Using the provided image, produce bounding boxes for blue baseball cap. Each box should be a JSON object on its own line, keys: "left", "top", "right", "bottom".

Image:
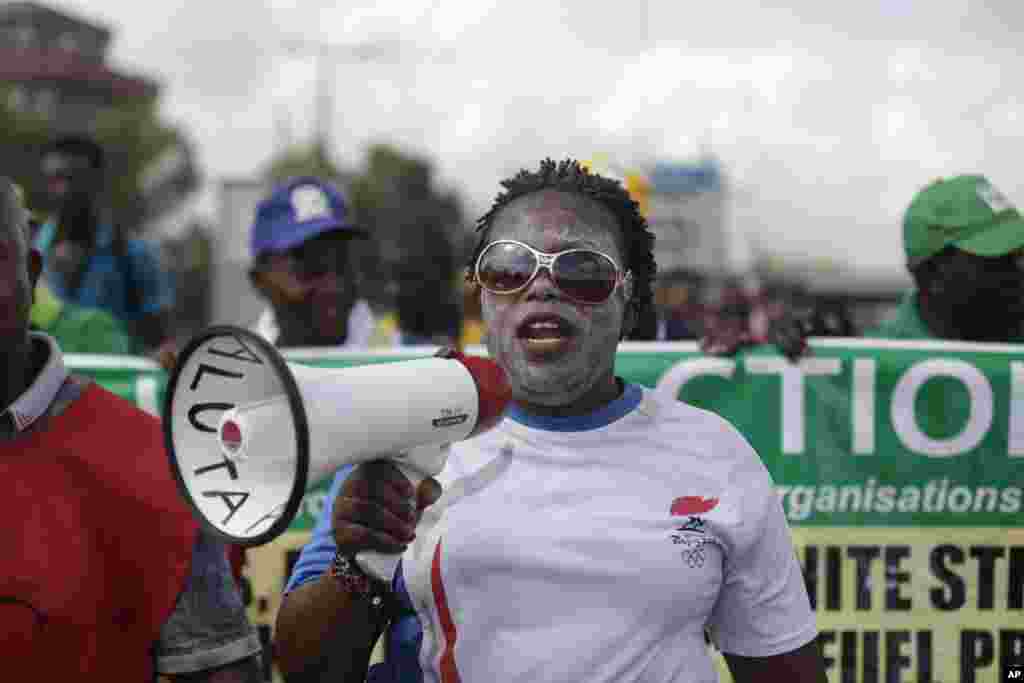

{"left": 250, "top": 176, "right": 367, "bottom": 259}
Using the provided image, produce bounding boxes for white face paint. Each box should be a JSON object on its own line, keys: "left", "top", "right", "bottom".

{"left": 479, "top": 189, "right": 631, "bottom": 415}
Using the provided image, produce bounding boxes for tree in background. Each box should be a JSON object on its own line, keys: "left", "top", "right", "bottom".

{"left": 266, "top": 140, "right": 343, "bottom": 186}
{"left": 0, "top": 85, "right": 193, "bottom": 232}
{"left": 93, "top": 99, "right": 193, "bottom": 229}
{"left": 351, "top": 144, "right": 464, "bottom": 342}
{"left": 0, "top": 85, "right": 49, "bottom": 229}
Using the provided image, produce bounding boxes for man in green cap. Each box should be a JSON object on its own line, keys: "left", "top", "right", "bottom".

{"left": 702, "top": 173, "right": 1024, "bottom": 357}
{"left": 868, "top": 174, "right": 1024, "bottom": 341}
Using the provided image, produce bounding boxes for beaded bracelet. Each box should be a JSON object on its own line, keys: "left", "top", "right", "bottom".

{"left": 329, "top": 551, "right": 392, "bottom": 614}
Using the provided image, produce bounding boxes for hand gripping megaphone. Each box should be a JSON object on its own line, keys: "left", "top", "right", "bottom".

{"left": 163, "top": 325, "right": 510, "bottom": 581}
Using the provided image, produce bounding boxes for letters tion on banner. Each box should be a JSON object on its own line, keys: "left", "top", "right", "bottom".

{"left": 70, "top": 339, "right": 1024, "bottom": 683}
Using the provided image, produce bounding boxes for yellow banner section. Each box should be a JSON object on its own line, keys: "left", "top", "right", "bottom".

{"left": 715, "top": 527, "right": 1024, "bottom": 683}
{"left": 243, "top": 531, "right": 312, "bottom": 629}
{"left": 244, "top": 528, "right": 1024, "bottom": 683}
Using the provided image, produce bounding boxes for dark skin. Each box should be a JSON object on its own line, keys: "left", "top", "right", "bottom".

{"left": 0, "top": 183, "right": 42, "bottom": 415}
{"left": 479, "top": 190, "right": 633, "bottom": 415}
{"left": 248, "top": 230, "right": 360, "bottom": 348}
{"left": 275, "top": 461, "right": 442, "bottom": 682}
{"left": 0, "top": 201, "right": 81, "bottom": 437}
{"left": 41, "top": 149, "right": 174, "bottom": 364}
{"left": 700, "top": 307, "right": 813, "bottom": 362}
{"left": 0, "top": 180, "right": 259, "bottom": 681}
{"left": 276, "top": 189, "right": 827, "bottom": 682}
{"left": 912, "top": 245, "right": 1024, "bottom": 342}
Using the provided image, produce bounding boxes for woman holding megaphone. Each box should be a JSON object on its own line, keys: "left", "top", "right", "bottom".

{"left": 274, "top": 160, "right": 827, "bottom": 683}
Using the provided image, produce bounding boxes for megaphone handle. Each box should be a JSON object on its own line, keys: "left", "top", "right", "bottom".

{"left": 354, "top": 462, "right": 427, "bottom": 584}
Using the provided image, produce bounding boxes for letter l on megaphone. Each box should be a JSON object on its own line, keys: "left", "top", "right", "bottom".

{"left": 164, "top": 326, "right": 510, "bottom": 582}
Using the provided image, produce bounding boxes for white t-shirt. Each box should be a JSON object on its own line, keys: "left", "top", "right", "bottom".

{"left": 400, "top": 383, "right": 817, "bottom": 683}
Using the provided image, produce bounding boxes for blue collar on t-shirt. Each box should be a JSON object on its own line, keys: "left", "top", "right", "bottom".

{"left": 504, "top": 382, "right": 643, "bottom": 432}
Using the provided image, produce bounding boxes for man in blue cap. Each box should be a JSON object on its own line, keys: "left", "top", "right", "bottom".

{"left": 248, "top": 176, "right": 378, "bottom": 348}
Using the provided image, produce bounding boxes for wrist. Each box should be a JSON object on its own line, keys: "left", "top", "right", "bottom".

{"left": 328, "top": 551, "right": 394, "bottom": 615}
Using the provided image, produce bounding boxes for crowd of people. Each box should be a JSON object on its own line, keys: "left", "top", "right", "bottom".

{"left": 3, "top": 130, "right": 1023, "bottom": 682}
{"left": 19, "top": 135, "right": 1023, "bottom": 365}
{"left": 18, "top": 135, "right": 871, "bottom": 367}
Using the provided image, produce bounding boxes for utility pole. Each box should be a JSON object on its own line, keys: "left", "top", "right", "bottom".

{"left": 278, "top": 37, "right": 406, "bottom": 166}
{"left": 273, "top": 103, "right": 293, "bottom": 157}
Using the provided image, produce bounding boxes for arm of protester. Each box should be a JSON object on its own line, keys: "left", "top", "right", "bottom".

{"left": 707, "top": 423, "right": 826, "bottom": 683}
{"left": 276, "top": 574, "right": 383, "bottom": 683}
{"left": 155, "top": 532, "right": 264, "bottom": 682}
{"left": 277, "top": 346, "right": 452, "bottom": 681}
{"left": 765, "top": 311, "right": 813, "bottom": 362}
{"left": 122, "top": 238, "right": 176, "bottom": 352}
{"left": 700, "top": 311, "right": 812, "bottom": 363}
{"left": 276, "top": 463, "right": 440, "bottom": 683}
{"left": 724, "top": 639, "right": 828, "bottom": 683}
{"left": 274, "top": 468, "right": 373, "bottom": 681}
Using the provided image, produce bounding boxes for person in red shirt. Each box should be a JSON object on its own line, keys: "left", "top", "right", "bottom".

{"left": 0, "top": 177, "right": 263, "bottom": 681}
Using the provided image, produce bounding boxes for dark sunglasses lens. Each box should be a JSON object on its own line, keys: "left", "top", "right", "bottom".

{"left": 554, "top": 251, "right": 618, "bottom": 303}
{"left": 478, "top": 243, "right": 536, "bottom": 292}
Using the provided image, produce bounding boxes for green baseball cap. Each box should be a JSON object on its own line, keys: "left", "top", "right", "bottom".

{"left": 903, "top": 174, "right": 1024, "bottom": 267}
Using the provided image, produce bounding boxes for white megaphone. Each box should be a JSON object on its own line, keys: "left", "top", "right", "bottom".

{"left": 163, "top": 325, "right": 510, "bottom": 581}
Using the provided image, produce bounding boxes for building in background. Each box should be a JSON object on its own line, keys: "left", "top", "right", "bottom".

{"left": 212, "top": 178, "right": 273, "bottom": 329}
{"left": 0, "top": 1, "right": 207, "bottom": 335}
{"left": 0, "top": 0, "right": 199, "bottom": 230}
{"left": 0, "top": 1, "right": 155, "bottom": 128}
{"left": 593, "top": 153, "right": 907, "bottom": 338}
{"left": 646, "top": 157, "right": 730, "bottom": 276}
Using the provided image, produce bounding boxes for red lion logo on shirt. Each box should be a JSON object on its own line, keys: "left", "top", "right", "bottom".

{"left": 670, "top": 496, "right": 719, "bottom": 516}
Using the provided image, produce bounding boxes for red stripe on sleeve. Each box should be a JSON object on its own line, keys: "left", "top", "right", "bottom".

{"left": 431, "top": 539, "right": 462, "bottom": 683}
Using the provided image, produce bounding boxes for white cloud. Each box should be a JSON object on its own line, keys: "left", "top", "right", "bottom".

{"left": 43, "top": 0, "right": 1024, "bottom": 271}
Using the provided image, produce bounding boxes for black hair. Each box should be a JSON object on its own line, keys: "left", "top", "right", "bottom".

{"left": 469, "top": 158, "right": 656, "bottom": 322}
{"left": 42, "top": 135, "right": 105, "bottom": 171}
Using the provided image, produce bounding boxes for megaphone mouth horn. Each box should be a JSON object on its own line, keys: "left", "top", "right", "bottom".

{"left": 165, "top": 324, "right": 511, "bottom": 561}
{"left": 163, "top": 325, "right": 310, "bottom": 547}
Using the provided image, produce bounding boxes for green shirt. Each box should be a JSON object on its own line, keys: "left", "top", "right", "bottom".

{"left": 31, "top": 283, "right": 135, "bottom": 355}
{"left": 35, "top": 302, "right": 134, "bottom": 355}
{"left": 863, "top": 291, "right": 935, "bottom": 340}
{"left": 865, "top": 290, "right": 1024, "bottom": 342}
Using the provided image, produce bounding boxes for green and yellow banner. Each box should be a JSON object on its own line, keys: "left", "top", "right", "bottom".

{"left": 69, "top": 338, "right": 1024, "bottom": 682}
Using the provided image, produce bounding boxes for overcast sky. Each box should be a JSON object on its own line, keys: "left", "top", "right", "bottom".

{"left": 51, "top": 0, "right": 1024, "bottom": 274}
